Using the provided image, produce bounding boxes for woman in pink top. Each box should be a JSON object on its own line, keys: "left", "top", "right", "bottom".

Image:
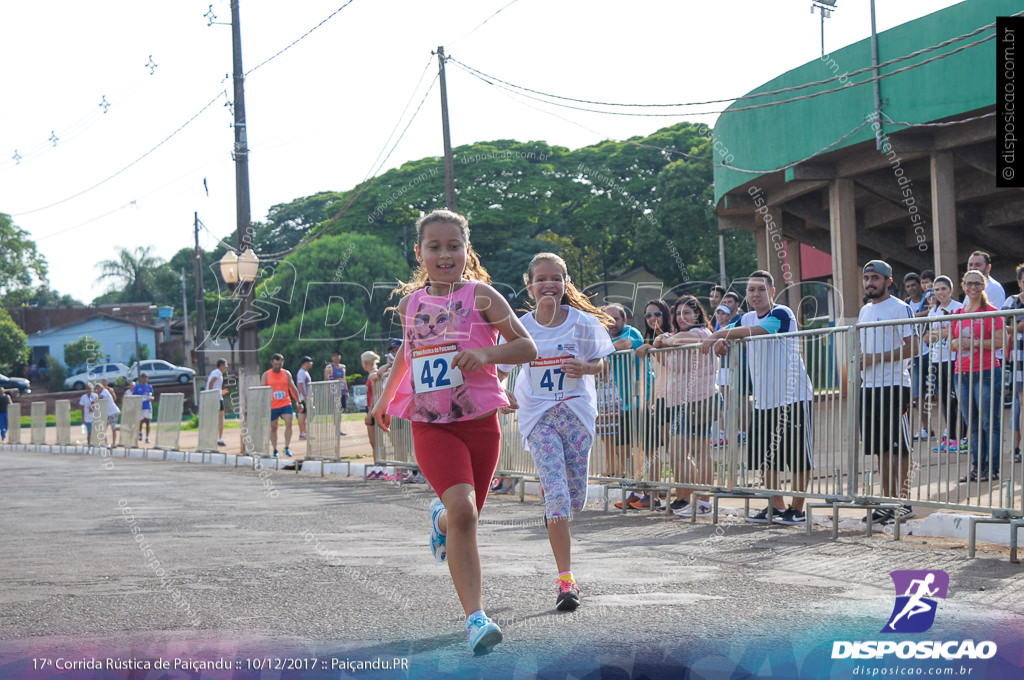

{"left": 373, "top": 209, "right": 536, "bottom": 655}
{"left": 950, "top": 270, "right": 1004, "bottom": 483}
{"left": 656, "top": 295, "right": 719, "bottom": 516}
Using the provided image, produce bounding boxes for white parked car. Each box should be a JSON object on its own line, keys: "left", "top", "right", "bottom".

{"left": 351, "top": 384, "right": 368, "bottom": 412}
{"left": 129, "top": 360, "right": 196, "bottom": 385}
{"left": 64, "top": 363, "right": 131, "bottom": 391}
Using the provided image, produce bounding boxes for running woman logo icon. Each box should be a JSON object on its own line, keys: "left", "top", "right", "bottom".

{"left": 882, "top": 570, "right": 949, "bottom": 634}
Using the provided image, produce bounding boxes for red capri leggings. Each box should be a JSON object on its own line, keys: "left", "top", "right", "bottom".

{"left": 411, "top": 412, "right": 502, "bottom": 512}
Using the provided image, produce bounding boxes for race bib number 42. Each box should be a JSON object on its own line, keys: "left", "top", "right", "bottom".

{"left": 530, "top": 356, "right": 578, "bottom": 396}
{"left": 411, "top": 343, "right": 464, "bottom": 394}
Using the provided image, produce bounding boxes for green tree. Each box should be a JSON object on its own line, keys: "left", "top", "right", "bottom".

{"left": 63, "top": 336, "right": 104, "bottom": 371}
{"left": 0, "top": 308, "right": 28, "bottom": 373}
{"left": 95, "top": 246, "right": 165, "bottom": 303}
{"left": 0, "top": 213, "right": 48, "bottom": 298}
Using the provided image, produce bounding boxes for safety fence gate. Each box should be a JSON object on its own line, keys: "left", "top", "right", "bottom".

{"left": 306, "top": 381, "right": 342, "bottom": 463}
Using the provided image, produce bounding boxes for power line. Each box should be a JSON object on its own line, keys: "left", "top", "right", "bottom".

{"left": 452, "top": 30, "right": 995, "bottom": 120}
{"left": 362, "top": 56, "right": 436, "bottom": 182}
{"left": 448, "top": 15, "right": 1012, "bottom": 111}
{"left": 244, "top": 0, "right": 358, "bottom": 76}
{"left": 33, "top": 200, "right": 138, "bottom": 241}
{"left": 11, "top": 91, "right": 228, "bottom": 217}
{"left": 449, "top": 0, "right": 522, "bottom": 46}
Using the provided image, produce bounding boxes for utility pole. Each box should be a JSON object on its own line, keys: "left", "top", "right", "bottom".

{"left": 180, "top": 268, "right": 191, "bottom": 368}
{"left": 436, "top": 46, "right": 458, "bottom": 212}
{"left": 230, "top": 0, "right": 260, "bottom": 452}
{"left": 193, "top": 213, "right": 207, "bottom": 376}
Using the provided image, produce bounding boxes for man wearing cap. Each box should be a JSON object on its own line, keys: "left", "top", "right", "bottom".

{"left": 859, "top": 259, "right": 918, "bottom": 524}
{"left": 324, "top": 350, "right": 349, "bottom": 436}
{"left": 296, "top": 356, "right": 313, "bottom": 441}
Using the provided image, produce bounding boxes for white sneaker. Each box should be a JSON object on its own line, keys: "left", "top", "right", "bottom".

{"left": 217, "top": 439, "right": 227, "bottom": 446}
{"left": 678, "top": 500, "right": 712, "bottom": 517}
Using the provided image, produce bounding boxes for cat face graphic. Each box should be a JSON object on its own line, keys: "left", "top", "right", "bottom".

{"left": 412, "top": 300, "right": 469, "bottom": 340}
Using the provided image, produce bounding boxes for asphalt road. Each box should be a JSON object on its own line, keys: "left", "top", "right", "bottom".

{"left": 1, "top": 449, "right": 1023, "bottom": 679}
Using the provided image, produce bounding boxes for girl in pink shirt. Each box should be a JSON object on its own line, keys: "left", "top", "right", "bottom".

{"left": 373, "top": 209, "right": 536, "bottom": 655}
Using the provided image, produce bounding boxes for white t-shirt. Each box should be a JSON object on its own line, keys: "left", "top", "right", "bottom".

{"left": 207, "top": 367, "right": 224, "bottom": 392}
{"left": 735, "top": 304, "right": 813, "bottom": 409}
{"left": 859, "top": 296, "right": 914, "bottom": 388}
{"left": 296, "top": 368, "right": 311, "bottom": 400}
{"left": 79, "top": 393, "right": 96, "bottom": 423}
{"left": 97, "top": 388, "right": 120, "bottom": 417}
{"left": 497, "top": 306, "right": 615, "bottom": 448}
{"left": 986, "top": 276, "right": 1007, "bottom": 309}
{"left": 927, "top": 299, "right": 964, "bottom": 365}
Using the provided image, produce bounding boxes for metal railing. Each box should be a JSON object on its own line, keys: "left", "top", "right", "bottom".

{"left": 306, "top": 380, "right": 343, "bottom": 460}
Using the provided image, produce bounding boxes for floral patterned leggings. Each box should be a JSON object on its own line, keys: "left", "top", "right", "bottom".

{"left": 526, "top": 402, "right": 593, "bottom": 520}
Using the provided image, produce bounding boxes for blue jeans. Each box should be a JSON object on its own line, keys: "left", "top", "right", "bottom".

{"left": 957, "top": 366, "right": 1003, "bottom": 476}
{"left": 0, "top": 412, "right": 7, "bottom": 440}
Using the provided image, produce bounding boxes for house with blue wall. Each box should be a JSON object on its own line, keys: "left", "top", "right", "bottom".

{"left": 27, "top": 315, "right": 160, "bottom": 369}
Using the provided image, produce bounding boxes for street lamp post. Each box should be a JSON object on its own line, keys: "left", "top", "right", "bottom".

{"left": 219, "top": 248, "right": 260, "bottom": 453}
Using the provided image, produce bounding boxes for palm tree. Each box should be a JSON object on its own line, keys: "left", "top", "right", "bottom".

{"left": 95, "top": 246, "right": 165, "bottom": 302}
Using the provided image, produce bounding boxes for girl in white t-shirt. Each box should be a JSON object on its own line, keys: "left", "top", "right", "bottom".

{"left": 498, "top": 253, "right": 615, "bottom": 613}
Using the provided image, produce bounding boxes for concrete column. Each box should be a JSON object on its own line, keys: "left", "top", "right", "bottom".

{"left": 829, "top": 178, "right": 860, "bottom": 326}
{"left": 930, "top": 151, "right": 958, "bottom": 278}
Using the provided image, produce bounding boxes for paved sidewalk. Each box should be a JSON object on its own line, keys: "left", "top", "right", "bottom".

{"left": 1, "top": 450, "right": 1023, "bottom": 679}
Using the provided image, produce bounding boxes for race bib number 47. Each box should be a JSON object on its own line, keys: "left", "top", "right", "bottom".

{"left": 530, "top": 356, "right": 578, "bottom": 397}
{"left": 411, "top": 343, "right": 464, "bottom": 394}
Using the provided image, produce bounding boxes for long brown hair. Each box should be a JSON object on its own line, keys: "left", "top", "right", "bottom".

{"left": 671, "top": 295, "right": 713, "bottom": 332}
{"left": 523, "top": 252, "right": 613, "bottom": 328}
{"left": 395, "top": 210, "right": 491, "bottom": 296}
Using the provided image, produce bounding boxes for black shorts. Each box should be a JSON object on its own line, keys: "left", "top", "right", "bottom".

{"left": 298, "top": 400, "right": 307, "bottom": 415}
{"left": 218, "top": 398, "right": 224, "bottom": 413}
{"left": 860, "top": 386, "right": 911, "bottom": 456}
{"left": 609, "top": 410, "right": 642, "bottom": 447}
{"left": 748, "top": 402, "right": 813, "bottom": 472}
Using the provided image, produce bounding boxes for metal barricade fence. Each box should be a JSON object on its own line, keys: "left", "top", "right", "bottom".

{"left": 718, "top": 326, "right": 851, "bottom": 504}
{"left": 90, "top": 399, "right": 108, "bottom": 448}
{"left": 55, "top": 400, "right": 71, "bottom": 446}
{"left": 375, "top": 416, "right": 415, "bottom": 467}
{"left": 120, "top": 396, "right": 143, "bottom": 448}
{"left": 244, "top": 386, "right": 271, "bottom": 457}
{"left": 850, "top": 308, "right": 1022, "bottom": 518}
{"left": 154, "top": 392, "right": 184, "bottom": 452}
{"left": 307, "top": 381, "right": 342, "bottom": 460}
{"left": 494, "top": 366, "right": 539, "bottom": 485}
{"left": 197, "top": 389, "right": 220, "bottom": 452}
{"left": 30, "top": 402, "right": 46, "bottom": 445}
{"left": 8, "top": 402, "right": 21, "bottom": 445}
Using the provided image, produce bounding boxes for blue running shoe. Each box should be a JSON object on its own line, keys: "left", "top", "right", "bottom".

{"left": 284, "top": 448, "right": 292, "bottom": 458}
{"left": 466, "top": 614, "right": 502, "bottom": 654}
{"left": 430, "top": 499, "right": 447, "bottom": 563}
